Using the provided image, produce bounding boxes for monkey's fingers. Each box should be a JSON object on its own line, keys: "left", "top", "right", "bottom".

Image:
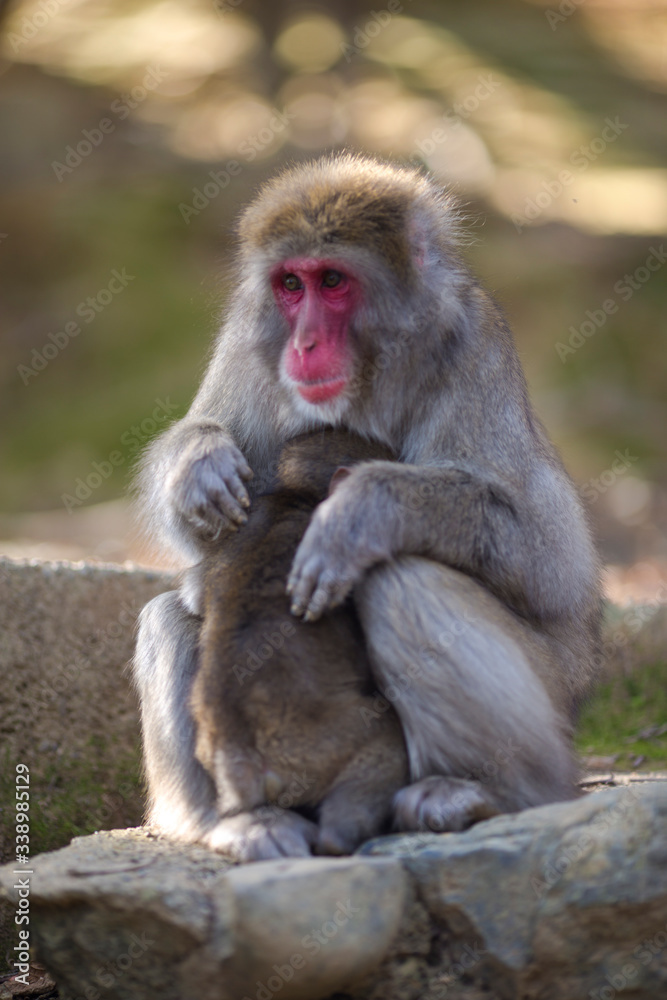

{"left": 304, "top": 574, "right": 351, "bottom": 622}
{"left": 228, "top": 472, "right": 252, "bottom": 509}
{"left": 289, "top": 562, "right": 353, "bottom": 621}
{"left": 229, "top": 447, "right": 253, "bottom": 483}
{"left": 208, "top": 486, "right": 249, "bottom": 526}
{"left": 287, "top": 555, "right": 322, "bottom": 618}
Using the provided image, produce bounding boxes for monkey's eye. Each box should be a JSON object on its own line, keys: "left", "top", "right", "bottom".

{"left": 322, "top": 270, "right": 343, "bottom": 288}
{"left": 282, "top": 274, "right": 302, "bottom": 292}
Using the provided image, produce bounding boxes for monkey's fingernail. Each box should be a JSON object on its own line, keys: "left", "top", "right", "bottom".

{"left": 240, "top": 495, "right": 250, "bottom": 508}
{"left": 290, "top": 602, "right": 302, "bottom": 617}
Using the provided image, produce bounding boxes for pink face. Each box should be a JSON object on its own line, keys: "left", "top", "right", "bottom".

{"left": 271, "top": 257, "right": 360, "bottom": 405}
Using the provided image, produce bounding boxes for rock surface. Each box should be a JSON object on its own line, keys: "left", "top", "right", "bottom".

{"left": 2, "top": 781, "right": 667, "bottom": 1000}
{"left": 0, "top": 557, "right": 172, "bottom": 782}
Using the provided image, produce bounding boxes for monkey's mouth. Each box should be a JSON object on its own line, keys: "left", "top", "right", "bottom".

{"left": 296, "top": 376, "right": 348, "bottom": 404}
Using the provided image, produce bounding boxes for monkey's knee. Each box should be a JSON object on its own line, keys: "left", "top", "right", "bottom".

{"left": 356, "top": 557, "right": 578, "bottom": 810}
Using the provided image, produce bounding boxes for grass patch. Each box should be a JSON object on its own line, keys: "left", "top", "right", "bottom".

{"left": 0, "top": 737, "right": 143, "bottom": 863}
{"left": 576, "top": 660, "right": 667, "bottom": 768}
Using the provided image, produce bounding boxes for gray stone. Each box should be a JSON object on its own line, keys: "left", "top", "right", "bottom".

{"left": 0, "top": 557, "right": 172, "bottom": 777}
{"left": 363, "top": 780, "right": 667, "bottom": 999}
{"left": 0, "top": 830, "right": 407, "bottom": 1000}
{"left": 2, "top": 784, "right": 667, "bottom": 999}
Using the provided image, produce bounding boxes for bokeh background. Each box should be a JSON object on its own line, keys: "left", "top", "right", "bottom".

{"left": 1, "top": 0, "right": 666, "bottom": 603}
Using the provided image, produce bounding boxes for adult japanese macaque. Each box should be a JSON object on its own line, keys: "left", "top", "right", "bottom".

{"left": 190, "top": 430, "right": 407, "bottom": 861}
{"left": 134, "top": 154, "right": 601, "bottom": 857}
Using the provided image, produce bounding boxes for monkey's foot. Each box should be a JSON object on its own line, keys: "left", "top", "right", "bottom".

{"left": 394, "top": 776, "right": 501, "bottom": 834}
{"left": 316, "top": 821, "right": 365, "bottom": 857}
{"left": 204, "top": 808, "right": 318, "bottom": 862}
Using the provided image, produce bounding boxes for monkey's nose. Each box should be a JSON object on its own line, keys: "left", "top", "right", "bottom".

{"left": 295, "top": 331, "right": 319, "bottom": 355}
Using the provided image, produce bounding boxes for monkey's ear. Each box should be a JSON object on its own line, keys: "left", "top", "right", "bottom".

{"left": 328, "top": 466, "right": 353, "bottom": 496}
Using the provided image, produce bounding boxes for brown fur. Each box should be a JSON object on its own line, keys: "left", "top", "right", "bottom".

{"left": 190, "top": 430, "right": 408, "bottom": 856}
{"left": 238, "top": 155, "right": 460, "bottom": 282}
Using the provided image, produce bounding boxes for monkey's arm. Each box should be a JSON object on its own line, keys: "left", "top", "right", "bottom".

{"left": 137, "top": 417, "right": 252, "bottom": 564}
{"left": 287, "top": 459, "right": 598, "bottom": 626}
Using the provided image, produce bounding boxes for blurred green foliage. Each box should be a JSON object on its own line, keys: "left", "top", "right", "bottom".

{"left": 0, "top": 0, "right": 665, "bottom": 570}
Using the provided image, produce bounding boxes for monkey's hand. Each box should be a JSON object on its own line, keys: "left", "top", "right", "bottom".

{"left": 166, "top": 430, "right": 253, "bottom": 543}
{"left": 287, "top": 472, "right": 390, "bottom": 621}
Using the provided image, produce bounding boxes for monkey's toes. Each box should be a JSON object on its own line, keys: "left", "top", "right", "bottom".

{"left": 205, "top": 809, "right": 317, "bottom": 862}
{"left": 393, "top": 776, "right": 501, "bottom": 834}
{"left": 316, "top": 825, "right": 358, "bottom": 857}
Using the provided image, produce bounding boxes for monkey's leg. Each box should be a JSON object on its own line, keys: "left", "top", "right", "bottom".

{"left": 317, "top": 726, "right": 408, "bottom": 856}
{"left": 133, "top": 591, "right": 218, "bottom": 842}
{"left": 356, "top": 557, "right": 578, "bottom": 833}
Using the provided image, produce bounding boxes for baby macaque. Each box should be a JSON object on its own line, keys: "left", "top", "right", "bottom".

{"left": 190, "top": 429, "right": 408, "bottom": 861}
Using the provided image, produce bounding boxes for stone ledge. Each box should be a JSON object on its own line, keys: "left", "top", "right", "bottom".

{"left": 0, "top": 556, "right": 173, "bottom": 766}
{"left": 2, "top": 782, "right": 667, "bottom": 1000}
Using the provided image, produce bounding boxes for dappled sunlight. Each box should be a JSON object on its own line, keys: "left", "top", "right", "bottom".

{"left": 494, "top": 166, "right": 667, "bottom": 234}
{"left": 274, "top": 13, "right": 346, "bottom": 73}
{"left": 279, "top": 73, "right": 348, "bottom": 149}
{"left": 169, "top": 95, "right": 291, "bottom": 161}
{"left": 522, "top": 0, "right": 667, "bottom": 92}
{"left": 3, "top": 0, "right": 666, "bottom": 236}
{"left": 1, "top": 0, "right": 665, "bottom": 576}
{"left": 4, "top": 0, "right": 261, "bottom": 82}
{"left": 583, "top": 3, "right": 667, "bottom": 93}
{"left": 363, "top": 15, "right": 456, "bottom": 69}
